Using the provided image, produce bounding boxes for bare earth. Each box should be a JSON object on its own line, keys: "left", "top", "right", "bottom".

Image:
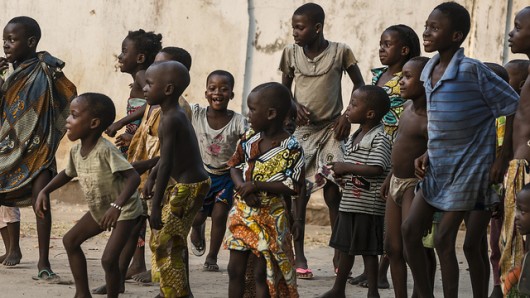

{"left": 0, "top": 199, "right": 477, "bottom": 298}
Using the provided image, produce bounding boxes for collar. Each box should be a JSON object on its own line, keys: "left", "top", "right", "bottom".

{"left": 421, "top": 48, "right": 465, "bottom": 83}
{"left": 349, "top": 123, "right": 385, "bottom": 150}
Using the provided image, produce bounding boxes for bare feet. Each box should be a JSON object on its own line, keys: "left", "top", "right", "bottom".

{"left": 125, "top": 264, "right": 146, "bottom": 280}
{"left": 132, "top": 270, "right": 152, "bottom": 283}
{"left": 348, "top": 272, "right": 367, "bottom": 285}
{"left": 91, "top": 284, "right": 125, "bottom": 295}
{"left": 319, "top": 289, "right": 345, "bottom": 298}
{"left": 3, "top": 250, "right": 22, "bottom": 266}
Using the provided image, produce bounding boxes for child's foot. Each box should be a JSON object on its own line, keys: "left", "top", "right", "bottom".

{"left": 132, "top": 270, "right": 152, "bottom": 283}
{"left": 91, "top": 284, "right": 125, "bottom": 295}
{"left": 125, "top": 263, "right": 146, "bottom": 280}
{"left": 2, "top": 250, "right": 22, "bottom": 266}
{"left": 190, "top": 223, "right": 206, "bottom": 257}
{"left": 319, "top": 289, "right": 345, "bottom": 298}
{"left": 358, "top": 280, "right": 390, "bottom": 289}
{"left": 348, "top": 272, "right": 367, "bottom": 285}
{"left": 489, "top": 285, "right": 503, "bottom": 298}
{"left": 203, "top": 256, "right": 219, "bottom": 272}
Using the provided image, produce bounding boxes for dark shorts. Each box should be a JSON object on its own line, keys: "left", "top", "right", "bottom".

{"left": 329, "top": 211, "right": 384, "bottom": 256}
{"left": 201, "top": 172, "right": 234, "bottom": 216}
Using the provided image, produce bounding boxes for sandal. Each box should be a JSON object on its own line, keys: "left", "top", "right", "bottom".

{"left": 296, "top": 267, "right": 314, "bottom": 279}
{"left": 32, "top": 269, "right": 71, "bottom": 285}
{"left": 203, "top": 262, "right": 220, "bottom": 272}
{"left": 190, "top": 223, "right": 206, "bottom": 257}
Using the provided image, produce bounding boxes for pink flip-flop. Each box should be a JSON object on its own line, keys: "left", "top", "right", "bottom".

{"left": 296, "top": 267, "right": 314, "bottom": 279}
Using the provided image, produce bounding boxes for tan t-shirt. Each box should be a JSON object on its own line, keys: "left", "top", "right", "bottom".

{"left": 279, "top": 42, "right": 358, "bottom": 123}
{"left": 65, "top": 137, "right": 143, "bottom": 223}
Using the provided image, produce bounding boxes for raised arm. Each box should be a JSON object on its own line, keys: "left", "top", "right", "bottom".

{"left": 105, "top": 105, "right": 147, "bottom": 137}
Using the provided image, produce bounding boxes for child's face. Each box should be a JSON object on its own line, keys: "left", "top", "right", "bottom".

{"left": 508, "top": 8, "right": 530, "bottom": 55}
{"left": 291, "top": 14, "right": 318, "bottom": 47}
{"left": 118, "top": 38, "right": 141, "bottom": 74}
{"left": 247, "top": 92, "right": 268, "bottom": 132}
{"left": 379, "top": 30, "right": 405, "bottom": 66}
{"left": 423, "top": 9, "right": 456, "bottom": 53}
{"left": 205, "top": 74, "right": 234, "bottom": 111}
{"left": 284, "top": 108, "right": 297, "bottom": 134}
{"left": 143, "top": 66, "right": 166, "bottom": 106}
{"left": 515, "top": 190, "right": 530, "bottom": 235}
{"left": 345, "top": 91, "right": 370, "bottom": 124}
{"left": 3, "top": 23, "right": 34, "bottom": 64}
{"left": 400, "top": 61, "right": 424, "bottom": 100}
{"left": 66, "top": 97, "right": 94, "bottom": 141}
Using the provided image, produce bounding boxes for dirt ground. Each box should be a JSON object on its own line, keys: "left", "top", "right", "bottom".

{"left": 0, "top": 198, "right": 479, "bottom": 298}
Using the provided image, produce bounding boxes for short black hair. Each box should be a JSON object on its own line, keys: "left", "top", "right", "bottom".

{"left": 434, "top": 2, "right": 471, "bottom": 43}
{"left": 8, "top": 16, "right": 41, "bottom": 43}
{"left": 484, "top": 62, "right": 510, "bottom": 83}
{"left": 78, "top": 92, "right": 116, "bottom": 131}
{"left": 250, "top": 82, "right": 292, "bottom": 121}
{"left": 407, "top": 56, "right": 430, "bottom": 72}
{"left": 126, "top": 29, "right": 163, "bottom": 68}
{"left": 385, "top": 24, "right": 421, "bottom": 64}
{"left": 159, "top": 47, "right": 192, "bottom": 71}
{"left": 206, "top": 70, "right": 235, "bottom": 90}
{"left": 357, "top": 85, "right": 390, "bottom": 122}
{"left": 505, "top": 59, "right": 530, "bottom": 77}
{"left": 293, "top": 3, "right": 325, "bottom": 25}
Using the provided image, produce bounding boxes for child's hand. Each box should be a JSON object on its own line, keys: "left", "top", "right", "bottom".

{"left": 105, "top": 121, "right": 123, "bottom": 137}
{"left": 115, "top": 133, "right": 133, "bottom": 147}
{"left": 35, "top": 191, "right": 49, "bottom": 219}
{"left": 0, "top": 57, "right": 8, "bottom": 73}
{"left": 100, "top": 207, "right": 120, "bottom": 231}
{"left": 489, "top": 157, "right": 508, "bottom": 184}
{"left": 329, "top": 162, "right": 349, "bottom": 176}
{"left": 380, "top": 175, "right": 391, "bottom": 201}
{"left": 236, "top": 181, "right": 258, "bottom": 197}
{"left": 143, "top": 178, "right": 155, "bottom": 200}
{"left": 291, "top": 219, "right": 303, "bottom": 241}
{"left": 295, "top": 102, "right": 311, "bottom": 126}
{"left": 243, "top": 193, "right": 261, "bottom": 208}
{"left": 332, "top": 115, "right": 351, "bottom": 141}
{"left": 414, "top": 153, "right": 429, "bottom": 179}
{"left": 150, "top": 206, "right": 163, "bottom": 230}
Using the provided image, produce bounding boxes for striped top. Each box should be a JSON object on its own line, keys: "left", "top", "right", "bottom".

{"left": 420, "top": 48, "right": 519, "bottom": 211}
{"left": 340, "top": 124, "right": 392, "bottom": 216}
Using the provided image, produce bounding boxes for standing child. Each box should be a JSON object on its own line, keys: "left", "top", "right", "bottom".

{"left": 225, "top": 82, "right": 304, "bottom": 298}
{"left": 280, "top": 2, "right": 364, "bottom": 271}
{"left": 321, "top": 85, "right": 391, "bottom": 298}
{"left": 350, "top": 23, "right": 421, "bottom": 289}
{"left": 105, "top": 29, "right": 162, "bottom": 155}
{"left": 401, "top": 3, "right": 519, "bottom": 297}
{"left": 35, "top": 93, "right": 143, "bottom": 297}
{"left": 500, "top": 6, "right": 530, "bottom": 297}
{"left": 0, "top": 16, "right": 76, "bottom": 280}
{"left": 381, "top": 57, "right": 433, "bottom": 298}
{"left": 142, "top": 61, "right": 211, "bottom": 298}
{"left": 188, "top": 70, "right": 247, "bottom": 272}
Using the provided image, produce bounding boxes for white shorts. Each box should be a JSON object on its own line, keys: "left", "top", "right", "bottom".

{"left": 0, "top": 206, "right": 20, "bottom": 229}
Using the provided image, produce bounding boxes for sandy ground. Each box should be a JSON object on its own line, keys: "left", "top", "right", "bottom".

{"left": 0, "top": 199, "right": 480, "bottom": 298}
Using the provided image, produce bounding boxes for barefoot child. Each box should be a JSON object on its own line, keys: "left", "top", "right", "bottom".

{"left": 36, "top": 93, "right": 143, "bottom": 297}
{"left": 382, "top": 56, "right": 433, "bottom": 298}
{"left": 0, "top": 206, "right": 21, "bottom": 266}
{"left": 105, "top": 29, "right": 162, "bottom": 154}
{"left": 500, "top": 8, "right": 530, "bottom": 295}
{"left": 321, "top": 85, "right": 392, "bottom": 298}
{"left": 401, "top": 3, "right": 519, "bottom": 297}
{"left": 225, "top": 82, "right": 304, "bottom": 298}
{"left": 280, "top": 2, "right": 364, "bottom": 272}
{"left": 189, "top": 70, "right": 247, "bottom": 272}
{"left": 0, "top": 16, "right": 77, "bottom": 280}
{"left": 142, "top": 61, "right": 211, "bottom": 298}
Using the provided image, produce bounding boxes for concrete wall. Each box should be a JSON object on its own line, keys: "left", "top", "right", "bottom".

{"left": 1, "top": 1, "right": 528, "bottom": 217}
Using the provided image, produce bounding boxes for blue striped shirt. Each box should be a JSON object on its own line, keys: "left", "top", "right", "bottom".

{"left": 420, "top": 48, "right": 519, "bottom": 211}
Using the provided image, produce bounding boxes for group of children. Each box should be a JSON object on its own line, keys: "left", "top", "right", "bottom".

{"left": 1, "top": 2, "right": 530, "bottom": 298}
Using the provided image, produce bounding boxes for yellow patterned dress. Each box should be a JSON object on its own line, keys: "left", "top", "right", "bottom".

{"left": 371, "top": 67, "right": 404, "bottom": 141}
{"left": 225, "top": 131, "right": 304, "bottom": 298}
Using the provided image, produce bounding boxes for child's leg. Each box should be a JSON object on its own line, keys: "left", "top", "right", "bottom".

{"left": 205, "top": 201, "right": 230, "bottom": 269}
{"left": 489, "top": 215, "right": 503, "bottom": 298}
{"left": 190, "top": 210, "right": 207, "bottom": 254}
{"left": 433, "top": 211, "right": 466, "bottom": 298}
{"left": 292, "top": 190, "right": 310, "bottom": 271}
{"left": 31, "top": 169, "right": 53, "bottom": 272}
{"left": 227, "top": 249, "right": 250, "bottom": 298}
{"left": 384, "top": 194, "right": 407, "bottom": 298}
{"left": 126, "top": 216, "right": 148, "bottom": 278}
{"left": 402, "top": 189, "right": 436, "bottom": 298}
{"left": 323, "top": 181, "right": 341, "bottom": 268}
{"left": 63, "top": 212, "right": 103, "bottom": 297}
{"left": 463, "top": 210, "right": 491, "bottom": 298}
{"left": 364, "top": 255, "right": 380, "bottom": 298}
{"left": 253, "top": 254, "right": 271, "bottom": 298}
{"left": 101, "top": 217, "right": 141, "bottom": 297}
{"left": 321, "top": 250, "right": 354, "bottom": 297}
{"left": 0, "top": 225, "right": 8, "bottom": 263}
{"left": 425, "top": 247, "right": 437, "bottom": 292}
{"left": 3, "top": 221, "right": 21, "bottom": 266}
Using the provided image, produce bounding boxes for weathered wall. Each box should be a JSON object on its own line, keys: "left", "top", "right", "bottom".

{"left": 1, "top": 1, "right": 528, "bottom": 218}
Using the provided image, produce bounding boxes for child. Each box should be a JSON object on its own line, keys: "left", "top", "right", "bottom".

{"left": 35, "top": 92, "right": 143, "bottom": 297}
{"left": 401, "top": 3, "right": 519, "bottom": 298}
{"left": 514, "top": 184, "right": 530, "bottom": 295}
{"left": 279, "top": 2, "right": 364, "bottom": 271}
{"left": 225, "top": 82, "right": 303, "bottom": 298}
{"left": 381, "top": 56, "right": 431, "bottom": 298}
{"left": 351, "top": 23, "right": 421, "bottom": 289}
{"left": 321, "top": 85, "right": 391, "bottom": 298}
{"left": 0, "top": 206, "right": 21, "bottom": 266}
{"left": 500, "top": 6, "right": 530, "bottom": 296}
{"left": 188, "top": 70, "right": 247, "bottom": 272}
{"left": 142, "top": 61, "right": 211, "bottom": 298}
{"left": 104, "top": 29, "right": 162, "bottom": 155}
{"left": 0, "top": 16, "right": 77, "bottom": 280}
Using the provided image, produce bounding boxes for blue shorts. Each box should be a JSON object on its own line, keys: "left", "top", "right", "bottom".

{"left": 201, "top": 172, "right": 234, "bottom": 216}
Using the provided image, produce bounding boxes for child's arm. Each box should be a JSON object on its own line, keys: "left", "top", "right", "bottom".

{"left": 100, "top": 168, "right": 140, "bottom": 231}
{"left": 105, "top": 105, "right": 147, "bottom": 137}
{"left": 132, "top": 156, "right": 160, "bottom": 176}
{"left": 333, "top": 64, "right": 366, "bottom": 140}
{"left": 230, "top": 167, "right": 261, "bottom": 208}
{"left": 490, "top": 114, "right": 514, "bottom": 183}
{"left": 345, "top": 64, "right": 365, "bottom": 93}
{"left": 35, "top": 171, "right": 73, "bottom": 218}
{"left": 330, "top": 162, "right": 384, "bottom": 177}
{"left": 414, "top": 151, "right": 429, "bottom": 179}
{"left": 282, "top": 73, "right": 311, "bottom": 126}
